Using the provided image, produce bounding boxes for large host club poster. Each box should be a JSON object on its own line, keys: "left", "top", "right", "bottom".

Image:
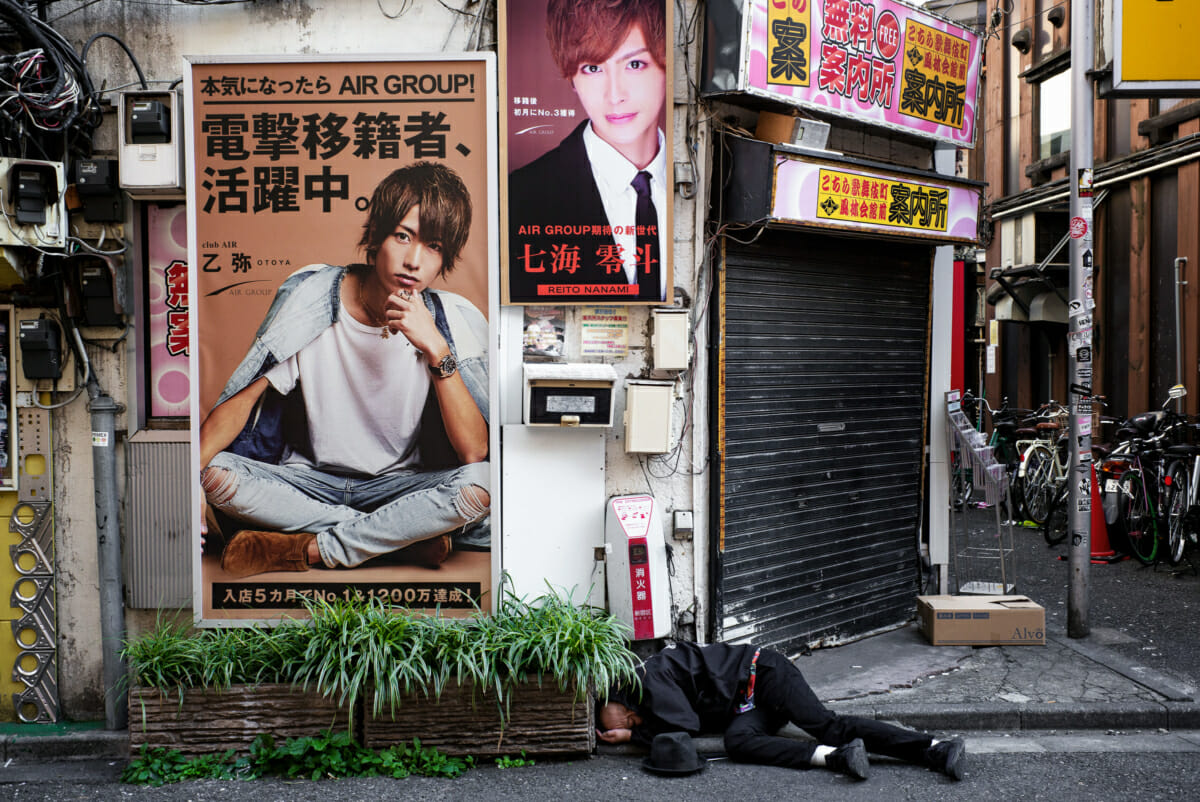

{"left": 186, "top": 56, "right": 497, "bottom": 624}
{"left": 502, "top": 0, "right": 673, "bottom": 305}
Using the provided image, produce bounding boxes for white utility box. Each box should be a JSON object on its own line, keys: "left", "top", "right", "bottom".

{"left": 652, "top": 308, "right": 690, "bottom": 370}
{"left": 624, "top": 380, "right": 673, "bottom": 453}
{"left": 119, "top": 90, "right": 185, "bottom": 198}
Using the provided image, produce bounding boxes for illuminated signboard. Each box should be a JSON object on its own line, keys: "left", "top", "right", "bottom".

{"left": 772, "top": 154, "right": 980, "bottom": 243}
{"left": 704, "top": 0, "right": 981, "bottom": 147}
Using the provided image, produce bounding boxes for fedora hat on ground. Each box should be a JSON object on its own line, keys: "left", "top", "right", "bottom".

{"left": 641, "top": 731, "right": 705, "bottom": 776}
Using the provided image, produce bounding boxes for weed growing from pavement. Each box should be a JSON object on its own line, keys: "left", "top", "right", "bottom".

{"left": 121, "top": 731, "right": 473, "bottom": 786}
{"left": 495, "top": 750, "right": 535, "bottom": 769}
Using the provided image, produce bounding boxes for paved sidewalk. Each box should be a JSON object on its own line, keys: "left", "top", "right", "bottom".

{"left": 612, "top": 620, "right": 1200, "bottom": 757}
{"left": 5, "top": 619, "right": 1199, "bottom": 766}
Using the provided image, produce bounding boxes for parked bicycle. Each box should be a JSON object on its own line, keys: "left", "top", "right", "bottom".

{"left": 1096, "top": 386, "right": 1189, "bottom": 564}
{"left": 1040, "top": 395, "right": 1109, "bottom": 548}
{"left": 1018, "top": 401, "right": 1070, "bottom": 527}
{"left": 1159, "top": 387, "right": 1199, "bottom": 564}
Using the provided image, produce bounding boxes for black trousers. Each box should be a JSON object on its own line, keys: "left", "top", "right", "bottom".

{"left": 722, "top": 650, "right": 933, "bottom": 770}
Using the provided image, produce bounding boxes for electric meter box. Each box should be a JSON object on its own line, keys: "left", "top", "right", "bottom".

{"left": 0, "top": 158, "right": 66, "bottom": 249}
{"left": 605, "top": 494, "right": 671, "bottom": 641}
{"left": 118, "top": 90, "right": 185, "bottom": 198}
{"left": 624, "top": 380, "right": 673, "bottom": 453}
{"left": 523, "top": 362, "right": 617, "bottom": 427}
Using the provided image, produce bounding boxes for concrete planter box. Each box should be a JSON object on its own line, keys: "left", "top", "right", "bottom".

{"left": 128, "top": 684, "right": 350, "bottom": 757}
{"left": 129, "top": 678, "right": 594, "bottom": 758}
{"left": 360, "top": 677, "right": 595, "bottom": 758}
{"left": 363, "top": 679, "right": 594, "bottom": 757}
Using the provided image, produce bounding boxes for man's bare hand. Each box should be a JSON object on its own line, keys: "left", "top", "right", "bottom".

{"left": 597, "top": 727, "right": 632, "bottom": 745}
{"left": 385, "top": 289, "right": 445, "bottom": 359}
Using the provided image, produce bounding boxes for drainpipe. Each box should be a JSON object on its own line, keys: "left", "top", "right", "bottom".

{"left": 1176, "top": 257, "right": 1188, "bottom": 409}
{"left": 86, "top": 374, "right": 127, "bottom": 730}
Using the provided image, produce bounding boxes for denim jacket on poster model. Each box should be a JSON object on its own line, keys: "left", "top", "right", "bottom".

{"left": 214, "top": 263, "right": 490, "bottom": 470}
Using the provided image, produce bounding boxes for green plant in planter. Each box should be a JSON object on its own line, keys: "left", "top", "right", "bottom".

{"left": 123, "top": 584, "right": 642, "bottom": 731}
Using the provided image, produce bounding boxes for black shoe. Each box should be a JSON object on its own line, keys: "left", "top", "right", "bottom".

{"left": 925, "top": 736, "right": 966, "bottom": 780}
{"left": 826, "top": 738, "right": 869, "bottom": 780}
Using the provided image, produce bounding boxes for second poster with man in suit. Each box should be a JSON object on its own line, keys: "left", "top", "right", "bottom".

{"left": 503, "top": 0, "right": 673, "bottom": 305}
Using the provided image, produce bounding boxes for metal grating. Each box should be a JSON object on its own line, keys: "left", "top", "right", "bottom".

{"left": 717, "top": 232, "right": 932, "bottom": 656}
{"left": 12, "top": 405, "right": 57, "bottom": 722}
{"left": 125, "top": 436, "right": 192, "bottom": 608}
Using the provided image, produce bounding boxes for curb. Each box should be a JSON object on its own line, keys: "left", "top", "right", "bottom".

{"left": 827, "top": 700, "right": 1200, "bottom": 732}
{"left": 3, "top": 730, "right": 129, "bottom": 761}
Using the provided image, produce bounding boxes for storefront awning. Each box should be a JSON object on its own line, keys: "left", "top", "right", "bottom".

{"left": 987, "top": 266, "right": 1068, "bottom": 324}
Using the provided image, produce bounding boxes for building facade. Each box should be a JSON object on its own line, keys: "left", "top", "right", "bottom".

{"left": 0, "top": 0, "right": 976, "bottom": 724}
{"left": 981, "top": 0, "right": 1200, "bottom": 422}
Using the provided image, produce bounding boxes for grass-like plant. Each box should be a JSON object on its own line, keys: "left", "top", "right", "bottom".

{"left": 123, "top": 582, "right": 642, "bottom": 733}
{"left": 121, "top": 732, "right": 474, "bottom": 786}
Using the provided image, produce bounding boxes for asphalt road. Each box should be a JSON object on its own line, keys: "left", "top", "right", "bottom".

{"left": 4, "top": 734, "right": 1200, "bottom": 801}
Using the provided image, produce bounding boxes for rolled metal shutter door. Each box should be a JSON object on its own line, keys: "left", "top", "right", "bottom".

{"left": 717, "top": 231, "right": 932, "bottom": 654}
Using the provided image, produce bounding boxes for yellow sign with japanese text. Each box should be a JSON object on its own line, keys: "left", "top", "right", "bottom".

{"left": 897, "top": 19, "right": 970, "bottom": 130}
{"left": 816, "top": 168, "right": 949, "bottom": 232}
{"left": 767, "top": 0, "right": 812, "bottom": 87}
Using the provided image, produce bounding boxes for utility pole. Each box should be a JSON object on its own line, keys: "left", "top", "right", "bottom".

{"left": 1067, "top": 0, "right": 1095, "bottom": 639}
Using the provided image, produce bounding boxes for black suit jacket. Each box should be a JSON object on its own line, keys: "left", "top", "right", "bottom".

{"left": 507, "top": 120, "right": 660, "bottom": 303}
{"left": 611, "top": 642, "right": 758, "bottom": 747}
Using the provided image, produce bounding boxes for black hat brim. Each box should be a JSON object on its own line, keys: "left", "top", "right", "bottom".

{"left": 640, "top": 757, "right": 705, "bottom": 776}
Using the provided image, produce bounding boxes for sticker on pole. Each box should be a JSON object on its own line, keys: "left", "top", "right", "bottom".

{"left": 1069, "top": 217, "right": 1088, "bottom": 239}
{"left": 92, "top": 432, "right": 110, "bottom": 447}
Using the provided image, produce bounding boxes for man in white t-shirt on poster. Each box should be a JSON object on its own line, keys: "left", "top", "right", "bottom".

{"left": 199, "top": 162, "right": 491, "bottom": 578}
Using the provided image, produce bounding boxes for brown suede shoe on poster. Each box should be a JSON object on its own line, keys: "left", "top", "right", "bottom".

{"left": 221, "top": 530, "right": 317, "bottom": 579}
{"left": 394, "top": 534, "right": 452, "bottom": 568}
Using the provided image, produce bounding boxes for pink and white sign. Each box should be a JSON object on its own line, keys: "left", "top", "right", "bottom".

{"left": 771, "top": 154, "right": 980, "bottom": 243}
{"left": 742, "top": 0, "right": 981, "bottom": 147}
{"left": 146, "top": 204, "right": 191, "bottom": 417}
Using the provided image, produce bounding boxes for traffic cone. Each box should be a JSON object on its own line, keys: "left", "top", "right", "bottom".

{"left": 1090, "top": 463, "right": 1124, "bottom": 563}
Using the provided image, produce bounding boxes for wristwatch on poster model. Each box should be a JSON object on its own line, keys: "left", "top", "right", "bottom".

{"left": 429, "top": 352, "right": 458, "bottom": 379}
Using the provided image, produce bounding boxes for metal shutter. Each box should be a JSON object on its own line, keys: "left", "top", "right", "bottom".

{"left": 716, "top": 232, "right": 932, "bottom": 655}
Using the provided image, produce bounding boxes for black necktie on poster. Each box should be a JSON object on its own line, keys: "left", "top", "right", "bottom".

{"left": 631, "top": 170, "right": 661, "bottom": 302}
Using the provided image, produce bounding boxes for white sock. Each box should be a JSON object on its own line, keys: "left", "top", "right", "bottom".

{"left": 810, "top": 745, "right": 836, "bottom": 766}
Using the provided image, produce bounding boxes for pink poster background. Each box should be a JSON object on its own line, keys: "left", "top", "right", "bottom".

{"left": 771, "top": 155, "right": 980, "bottom": 242}
{"left": 503, "top": 0, "right": 669, "bottom": 173}
{"left": 146, "top": 204, "right": 191, "bottom": 418}
{"left": 745, "top": 0, "right": 981, "bottom": 147}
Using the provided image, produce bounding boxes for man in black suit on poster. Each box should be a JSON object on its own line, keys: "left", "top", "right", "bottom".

{"left": 508, "top": 0, "right": 668, "bottom": 304}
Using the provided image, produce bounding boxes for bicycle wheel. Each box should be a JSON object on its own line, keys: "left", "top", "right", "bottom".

{"left": 1007, "top": 471, "right": 1026, "bottom": 521}
{"left": 1022, "top": 444, "right": 1056, "bottom": 526}
{"left": 1120, "top": 468, "right": 1158, "bottom": 564}
{"left": 1164, "top": 461, "right": 1190, "bottom": 565}
{"left": 1043, "top": 481, "right": 1069, "bottom": 546}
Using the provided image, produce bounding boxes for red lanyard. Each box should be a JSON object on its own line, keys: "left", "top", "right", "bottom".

{"left": 737, "top": 648, "right": 762, "bottom": 713}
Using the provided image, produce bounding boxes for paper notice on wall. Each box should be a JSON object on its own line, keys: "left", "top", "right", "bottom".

{"left": 986, "top": 344, "right": 997, "bottom": 374}
{"left": 580, "top": 306, "right": 629, "bottom": 357}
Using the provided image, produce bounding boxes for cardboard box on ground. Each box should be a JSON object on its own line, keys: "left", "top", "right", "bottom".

{"left": 917, "top": 595, "right": 1046, "bottom": 646}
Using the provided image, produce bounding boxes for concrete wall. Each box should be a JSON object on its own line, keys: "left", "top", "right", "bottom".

{"left": 43, "top": 0, "right": 707, "bottom": 720}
